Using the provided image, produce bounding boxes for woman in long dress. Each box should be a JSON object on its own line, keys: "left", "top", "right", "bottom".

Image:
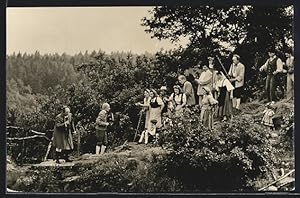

{"left": 216, "top": 71, "right": 235, "bottom": 121}
{"left": 200, "top": 87, "right": 218, "bottom": 129}
{"left": 136, "top": 89, "right": 151, "bottom": 130}
{"left": 168, "top": 85, "right": 187, "bottom": 117}
{"left": 149, "top": 89, "right": 164, "bottom": 129}
{"left": 53, "top": 106, "right": 75, "bottom": 163}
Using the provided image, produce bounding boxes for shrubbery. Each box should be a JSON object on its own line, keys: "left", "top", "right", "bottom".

{"left": 157, "top": 110, "right": 277, "bottom": 191}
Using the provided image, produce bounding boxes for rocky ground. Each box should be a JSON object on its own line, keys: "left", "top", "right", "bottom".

{"left": 7, "top": 99, "right": 295, "bottom": 193}
{"left": 7, "top": 142, "right": 168, "bottom": 193}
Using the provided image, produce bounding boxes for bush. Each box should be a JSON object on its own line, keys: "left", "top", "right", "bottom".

{"left": 158, "top": 110, "right": 277, "bottom": 192}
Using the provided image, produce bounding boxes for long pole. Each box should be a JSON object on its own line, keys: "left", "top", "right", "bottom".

{"left": 258, "top": 169, "right": 295, "bottom": 191}
{"left": 215, "top": 55, "right": 231, "bottom": 79}
{"left": 133, "top": 111, "right": 143, "bottom": 142}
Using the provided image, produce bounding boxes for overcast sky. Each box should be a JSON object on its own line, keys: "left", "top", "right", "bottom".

{"left": 7, "top": 7, "right": 188, "bottom": 55}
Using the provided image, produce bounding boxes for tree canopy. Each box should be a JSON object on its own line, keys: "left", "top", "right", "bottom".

{"left": 142, "top": 5, "right": 293, "bottom": 53}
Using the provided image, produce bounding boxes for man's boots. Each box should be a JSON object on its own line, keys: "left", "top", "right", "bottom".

{"left": 64, "top": 151, "right": 72, "bottom": 162}
{"left": 100, "top": 145, "right": 106, "bottom": 155}
{"left": 55, "top": 151, "right": 61, "bottom": 164}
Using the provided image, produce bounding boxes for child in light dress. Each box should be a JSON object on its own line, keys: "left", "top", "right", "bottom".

{"left": 138, "top": 119, "right": 158, "bottom": 144}
{"left": 261, "top": 101, "right": 276, "bottom": 133}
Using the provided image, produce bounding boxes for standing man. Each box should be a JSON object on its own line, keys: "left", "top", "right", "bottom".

{"left": 196, "top": 65, "right": 213, "bottom": 108}
{"left": 208, "top": 56, "right": 218, "bottom": 99}
{"left": 284, "top": 48, "right": 294, "bottom": 100}
{"left": 228, "top": 54, "right": 245, "bottom": 110}
{"left": 259, "top": 47, "right": 283, "bottom": 102}
{"left": 95, "top": 103, "right": 111, "bottom": 155}
{"left": 178, "top": 75, "right": 196, "bottom": 107}
{"left": 53, "top": 106, "right": 75, "bottom": 163}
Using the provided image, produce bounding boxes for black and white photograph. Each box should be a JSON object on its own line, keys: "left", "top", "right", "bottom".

{"left": 6, "top": 4, "right": 295, "bottom": 193}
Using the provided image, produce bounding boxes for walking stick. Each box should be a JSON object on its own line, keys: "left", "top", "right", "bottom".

{"left": 44, "top": 136, "right": 53, "bottom": 162}
{"left": 133, "top": 111, "right": 143, "bottom": 142}
{"left": 77, "top": 127, "right": 81, "bottom": 158}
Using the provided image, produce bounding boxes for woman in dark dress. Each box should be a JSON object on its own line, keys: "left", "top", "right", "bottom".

{"left": 215, "top": 71, "right": 235, "bottom": 121}
{"left": 53, "top": 106, "right": 75, "bottom": 163}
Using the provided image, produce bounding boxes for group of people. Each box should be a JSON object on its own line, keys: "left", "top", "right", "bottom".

{"left": 52, "top": 103, "right": 112, "bottom": 163}
{"left": 136, "top": 46, "right": 294, "bottom": 144}
{"left": 51, "top": 46, "right": 294, "bottom": 160}
{"left": 136, "top": 53, "right": 246, "bottom": 140}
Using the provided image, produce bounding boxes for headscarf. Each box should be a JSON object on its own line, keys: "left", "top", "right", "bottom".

{"left": 150, "top": 88, "right": 158, "bottom": 97}
{"left": 173, "top": 85, "right": 183, "bottom": 94}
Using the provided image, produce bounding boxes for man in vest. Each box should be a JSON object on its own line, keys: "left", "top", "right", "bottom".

{"left": 228, "top": 54, "right": 245, "bottom": 110}
{"left": 259, "top": 47, "right": 283, "bottom": 102}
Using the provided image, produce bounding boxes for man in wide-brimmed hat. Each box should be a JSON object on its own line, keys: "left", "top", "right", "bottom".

{"left": 259, "top": 47, "right": 283, "bottom": 102}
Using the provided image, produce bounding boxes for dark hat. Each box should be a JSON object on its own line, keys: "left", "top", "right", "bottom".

{"left": 60, "top": 105, "right": 68, "bottom": 111}
{"left": 194, "top": 61, "right": 202, "bottom": 68}
{"left": 150, "top": 119, "right": 158, "bottom": 124}
{"left": 267, "top": 46, "right": 276, "bottom": 53}
{"left": 286, "top": 47, "right": 294, "bottom": 55}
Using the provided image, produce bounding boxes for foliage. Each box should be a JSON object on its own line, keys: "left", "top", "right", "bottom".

{"left": 6, "top": 51, "right": 83, "bottom": 94}
{"left": 143, "top": 5, "right": 292, "bottom": 50}
{"left": 6, "top": 50, "right": 181, "bottom": 163}
{"left": 158, "top": 110, "right": 277, "bottom": 191}
{"left": 142, "top": 5, "right": 293, "bottom": 101}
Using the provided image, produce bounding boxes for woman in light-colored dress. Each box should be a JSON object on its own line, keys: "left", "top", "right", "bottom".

{"left": 149, "top": 89, "right": 164, "bottom": 128}
{"left": 168, "top": 85, "right": 187, "bottom": 117}
{"left": 200, "top": 86, "right": 218, "bottom": 129}
{"left": 261, "top": 102, "right": 275, "bottom": 132}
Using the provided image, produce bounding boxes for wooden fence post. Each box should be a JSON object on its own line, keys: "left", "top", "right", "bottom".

{"left": 77, "top": 127, "right": 80, "bottom": 158}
